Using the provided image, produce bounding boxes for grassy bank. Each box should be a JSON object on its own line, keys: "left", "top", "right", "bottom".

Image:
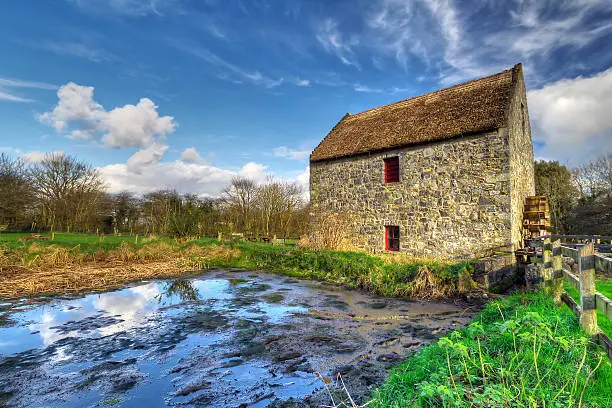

{"left": 0, "top": 232, "right": 474, "bottom": 300}
{"left": 371, "top": 292, "right": 612, "bottom": 407}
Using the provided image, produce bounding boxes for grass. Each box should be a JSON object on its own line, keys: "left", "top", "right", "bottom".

{"left": 371, "top": 292, "right": 612, "bottom": 407}
{"left": 0, "top": 232, "right": 475, "bottom": 300}
{"left": 595, "top": 277, "right": 612, "bottom": 300}
{"left": 563, "top": 280, "right": 612, "bottom": 339}
{"left": 0, "top": 232, "right": 143, "bottom": 252}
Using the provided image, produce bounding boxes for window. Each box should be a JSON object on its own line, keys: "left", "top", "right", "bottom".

{"left": 385, "top": 226, "right": 400, "bottom": 251}
{"left": 384, "top": 156, "right": 400, "bottom": 183}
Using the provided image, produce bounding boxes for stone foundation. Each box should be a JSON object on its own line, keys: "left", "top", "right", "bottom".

{"left": 472, "top": 255, "right": 518, "bottom": 293}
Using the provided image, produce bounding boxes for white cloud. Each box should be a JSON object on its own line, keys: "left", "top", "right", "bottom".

{"left": 296, "top": 165, "right": 310, "bottom": 200}
{"left": 180, "top": 147, "right": 202, "bottom": 163}
{"left": 315, "top": 18, "right": 360, "bottom": 68}
{"left": 171, "top": 41, "right": 285, "bottom": 88}
{"left": 40, "top": 41, "right": 118, "bottom": 63}
{"left": 99, "top": 160, "right": 270, "bottom": 196}
{"left": 0, "top": 76, "right": 56, "bottom": 103}
{"left": 295, "top": 78, "right": 310, "bottom": 87}
{"left": 127, "top": 143, "right": 168, "bottom": 173}
{"left": 528, "top": 68, "right": 612, "bottom": 164}
{"left": 39, "top": 82, "right": 176, "bottom": 148}
{"left": 354, "top": 84, "right": 384, "bottom": 93}
{"left": 39, "top": 83, "right": 103, "bottom": 132}
{"left": 355, "top": 0, "right": 612, "bottom": 84}
{"left": 0, "top": 77, "right": 57, "bottom": 90}
{"left": 21, "top": 150, "right": 65, "bottom": 163}
{"left": 101, "top": 98, "right": 176, "bottom": 148}
{"left": 239, "top": 162, "right": 268, "bottom": 181}
{"left": 0, "top": 90, "right": 34, "bottom": 103}
{"left": 273, "top": 146, "right": 311, "bottom": 161}
{"left": 68, "top": 0, "right": 181, "bottom": 16}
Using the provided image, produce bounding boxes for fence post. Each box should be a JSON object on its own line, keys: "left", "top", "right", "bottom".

{"left": 542, "top": 237, "right": 553, "bottom": 285}
{"left": 579, "top": 242, "right": 597, "bottom": 336}
{"left": 551, "top": 239, "right": 563, "bottom": 305}
{"left": 543, "top": 237, "right": 552, "bottom": 269}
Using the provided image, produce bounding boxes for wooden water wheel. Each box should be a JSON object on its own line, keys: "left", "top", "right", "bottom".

{"left": 523, "top": 196, "right": 550, "bottom": 239}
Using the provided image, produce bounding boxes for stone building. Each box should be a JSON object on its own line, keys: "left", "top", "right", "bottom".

{"left": 310, "top": 64, "right": 535, "bottom": 259}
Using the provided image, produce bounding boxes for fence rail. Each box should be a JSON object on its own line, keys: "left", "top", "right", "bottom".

{"left": 541, "top": 239, "right": 612, "bottom": 359}
{"left": 528, "top": 237, "right": 612, "bottom": 277}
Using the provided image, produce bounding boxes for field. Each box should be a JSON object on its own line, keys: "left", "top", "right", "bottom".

{"left": 0, "top": 232, "right": 474, "bottom": 300}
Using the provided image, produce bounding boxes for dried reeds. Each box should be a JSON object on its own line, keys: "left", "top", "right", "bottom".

{"left": 318, "top": 373, "right": 374, "bottom": 408}
{"left": 0, "top": 241, "right": 241, "bottom": 299}
{"left": 410, "top": 265, "right": 455, "bottom": 299}
{"left": 306, "top": 212, "right": 358, "bottom": 251}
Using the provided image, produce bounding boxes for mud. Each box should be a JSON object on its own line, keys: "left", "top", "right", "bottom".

{"left": 0, "top": 269, "right": 477, "bottom": 407}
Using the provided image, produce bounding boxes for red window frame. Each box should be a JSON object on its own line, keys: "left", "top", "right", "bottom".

{"left": 384, "top": 157, "right": 400, "bottom": 183}
{"left": 385, "top": 226, "right": 400, "bottom": 251}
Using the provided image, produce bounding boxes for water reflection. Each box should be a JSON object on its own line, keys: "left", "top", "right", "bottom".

{"left": 0, "top": 271, "right": 473, "bottom": 407}
{"left": 157, "top": 279, "right": 200, "bottom": 303}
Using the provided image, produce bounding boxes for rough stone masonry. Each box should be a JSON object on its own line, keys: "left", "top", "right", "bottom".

{"left": 310, "top": 64, "right": 535, "bottom": 259}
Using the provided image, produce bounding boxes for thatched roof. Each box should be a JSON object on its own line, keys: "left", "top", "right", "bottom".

{"left": 311, "top": 64, "right": 521, "bottom": 162}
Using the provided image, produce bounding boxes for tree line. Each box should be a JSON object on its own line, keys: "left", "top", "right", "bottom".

{"left": 0, "top": 152, "right": 309, "bottom": 238}
{"left": 3, "top": 150, "right": 610, "bottom": 239}
{"left": 535, "top": 152, "right": 612, "bottom": 235}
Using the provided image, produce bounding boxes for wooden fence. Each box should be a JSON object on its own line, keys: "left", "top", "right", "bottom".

{"left": 539, "top": 238, "right": 612, "bottom": 359}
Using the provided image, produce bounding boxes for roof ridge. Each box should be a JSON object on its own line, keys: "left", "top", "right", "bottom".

{"left": 346, "top": 66, "right": 514, "bottom": 121}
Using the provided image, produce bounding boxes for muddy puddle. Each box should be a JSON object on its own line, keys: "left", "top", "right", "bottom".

{"left": 0, "top": 269, "right": 476, "bottom": 407}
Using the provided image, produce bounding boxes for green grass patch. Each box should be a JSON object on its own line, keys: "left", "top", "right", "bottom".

{"left": 200, "top": 240, "right": 473, "bottom": 298}
{"left": 596, "top": 278, "right": 612, "bottom": 300}
{"left": 371, "top": 292, "right": 612, "bottom": 407}
{"left": 0, "top": 232, "right": 151, "bottom": 253}
{"left": 564, "top": 281, "right": 612, "bottom": 339}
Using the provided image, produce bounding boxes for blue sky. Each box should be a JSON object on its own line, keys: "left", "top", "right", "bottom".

{"left": 1, "top": 0, "right": 611, "bottom": 196}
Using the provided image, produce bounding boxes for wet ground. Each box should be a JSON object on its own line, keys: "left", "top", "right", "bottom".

{"left": 0, "top": 269, "right": 476, "bottom": 407}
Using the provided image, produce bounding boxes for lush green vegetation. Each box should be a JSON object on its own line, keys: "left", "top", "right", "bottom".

{"left": 595, "top": 278, "right": 612, "bottom": 300}
{"left": 371, "top": 292, "right": 612, "bottom": 407}
{"left": 564, "top": 280, "right": 612, "bottom": 339}
{"left": 0, "top": 232, "right": 146, "bottom": 252}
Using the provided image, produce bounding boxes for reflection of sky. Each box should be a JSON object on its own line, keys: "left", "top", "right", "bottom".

{"left": 192, "top": 279, "right": 233, "bottom": 300}
{"left": 0, "top": 282, "right": 167, "bottom": 355}
{"left": 235, "top": 302, "right": 307, "bottom": 324}
{"left": 1, "top": 276, "right": 308, "bottom": 359}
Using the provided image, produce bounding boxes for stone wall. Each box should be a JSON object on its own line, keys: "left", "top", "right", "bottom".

{"left": 506, "top": 67, "right": 536, "bottom": 250}
{"left": 310, "top": 130, "right": 514, "bottom": 259}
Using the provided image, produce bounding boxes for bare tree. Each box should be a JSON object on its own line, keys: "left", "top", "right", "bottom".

{"left": 142, "top": 189, "right": 182, "bottom": 235}
{"left": 111, "top": 192, "right": 141, "bottom": 234}
{"left": 29, "top": 153, "right": 106, "bottom": 232}
{"left": 0, "top": 153, "right": 33, "bottom": 230}
{"left": 256, "top": 178, "right": 285, "bottom": 236}
{"left": 568, "top": 152, "right": 612, "bottom": 234}
{"left": 279, "top": 182, "right": 304, "bottom": 238}
{"left": 222, "top": 176, "right": 257, "bottom": 233}
{"left": 574, "top": 152, "right": 612, "bottom": 199}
